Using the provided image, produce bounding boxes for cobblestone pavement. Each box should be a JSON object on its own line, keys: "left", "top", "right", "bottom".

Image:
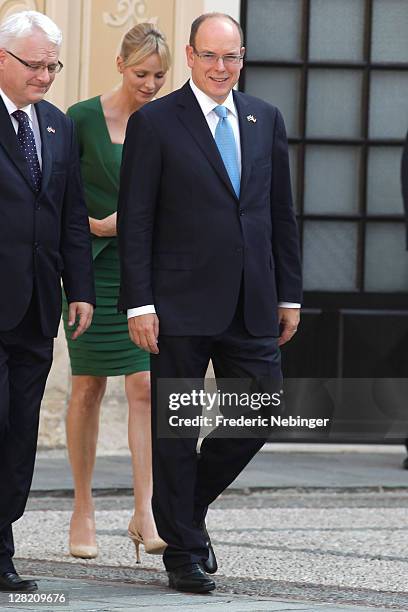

{"left": 1, "top": 576, "right": 401, "bottom": 612}
{"left": 11, "top": 490, "right": 408, "bottom": 610}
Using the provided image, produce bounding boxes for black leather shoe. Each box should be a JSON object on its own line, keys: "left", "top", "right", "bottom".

{"left": 402, "top": 456, "right": 408, "bottom": 470}
{"left": 200, "top": 520, "right": 218, "bottom": 574}
{"left": 0, "top": 572, "right": 38, "bottom": 592}
{"left": 167, "top": 563, "right": 215, "bottom": 593}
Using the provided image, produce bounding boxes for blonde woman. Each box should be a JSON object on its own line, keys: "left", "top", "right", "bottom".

{"left": 62, "top": 23, "right": 171, "bottom": 562}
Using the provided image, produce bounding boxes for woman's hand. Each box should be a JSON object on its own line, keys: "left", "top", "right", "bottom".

{"left": 89, "top": 212, "right": 117, "bottom": 237}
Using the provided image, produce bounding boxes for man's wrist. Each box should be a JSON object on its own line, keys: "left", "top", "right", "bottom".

{"left": 127, "top": 305, "right": 156, "bottom": 318}
{"left": 278, "top": 302, "right": 301, "bottom": 308}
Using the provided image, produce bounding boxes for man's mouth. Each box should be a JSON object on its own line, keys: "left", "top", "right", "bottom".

{"left": 209, "top": 77, "right": 229, "bottom": 83}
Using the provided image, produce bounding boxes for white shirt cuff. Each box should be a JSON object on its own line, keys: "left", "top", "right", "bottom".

{"left": 127, "top": 305, "right": 156, "bottom": 318}
{"left": 278, "top": 302, "right": 301, "bottom": 308}
{"left": 127, "top": 303, "right": 300, "bottom": 317}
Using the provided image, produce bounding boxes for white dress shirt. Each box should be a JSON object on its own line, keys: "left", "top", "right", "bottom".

{"left": 127, "top": 79, "right": 299, "bottom": 318}
{"left": 189, "top": 78, "right": 242, "bottom": 174}
{"left": 0, "top": 87, "right": 42, "bottom": 168}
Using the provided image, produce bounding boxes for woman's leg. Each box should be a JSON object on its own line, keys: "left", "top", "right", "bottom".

{"left": 66, "top": 375, "right": 107, "bottom": 552}
{"left": 125, "top": 371, "right": 159, "bottom": 541}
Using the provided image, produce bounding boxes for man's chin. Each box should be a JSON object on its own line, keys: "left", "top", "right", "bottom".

{"left": 210, "top": 90, "right": 230, "bottom": 103}
{"left": 27, "top": 93, "right": 47, "bottom": 104}
{"left": 208, "top": 82, "right": 231, "bottom": 99}
{"left": 28, "top": 86, "right": 49, "bottom": 100}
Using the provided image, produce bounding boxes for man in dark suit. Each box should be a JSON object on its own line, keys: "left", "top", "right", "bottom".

{"left": 118, "top": 13, "right": 302, "bottom": 592}
{"left": 0, "top": 11, "right": 95, "bottom": 591}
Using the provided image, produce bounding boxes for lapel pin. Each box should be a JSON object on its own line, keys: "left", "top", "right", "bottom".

{"left": 246, "top": 114, "right": 257, "bottom": 123}
{"left": 47, "top": 126, "right": 56, "bottom": 134}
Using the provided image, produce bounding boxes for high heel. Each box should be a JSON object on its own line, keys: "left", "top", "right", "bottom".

{"left": 69, "top": 543, "right": 98, "bottom": 559}
{"left": 128, "top": 516, "right": 167, "bottom": 563}
{"left": 69, "top": 514, "right": 98, "bottom": 559}
{"left": 128, "top": 530, "right": 142, "bottom": 563}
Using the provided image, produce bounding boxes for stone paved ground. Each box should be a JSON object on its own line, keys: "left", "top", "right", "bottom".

{"left": 1, "top": 576, "right": 402, "bottom": 612}
{"left": 11, "top": 490, "right": 408, "bottom": 610}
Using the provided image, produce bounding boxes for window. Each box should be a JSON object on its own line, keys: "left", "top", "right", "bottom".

{"left": 241, "top": 0, "right": 408, "bottom": 295}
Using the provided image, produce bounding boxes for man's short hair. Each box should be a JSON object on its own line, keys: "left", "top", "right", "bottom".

{"left": 189, "top": 13, "right": 244, "bottom": 48}
{"left": 0, "top": 10, "right": 62, "bottom": 49}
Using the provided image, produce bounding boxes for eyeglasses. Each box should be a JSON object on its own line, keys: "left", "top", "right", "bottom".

{"left": 5, "top": 50, "right": 63, "bottom": 74}
{"left": 193, "top": 49, "right": 243, "bottom": 66}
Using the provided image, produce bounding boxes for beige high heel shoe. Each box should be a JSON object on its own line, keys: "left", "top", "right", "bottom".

{"left": 69, "top": 514, "right": 98, "bottom": 559}
{"left": 128, "top": 516, "right": 167, "bottom": 563}
{"left": 69, "top": 542, "right": 98, "bottom": 559}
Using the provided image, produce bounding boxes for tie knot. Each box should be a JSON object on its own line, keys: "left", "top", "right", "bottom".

{"left": 12, "top": 109, "right": 29, "bottom": 125}
{"left": 214, "top": 105, "right": 228, "bottom": 119}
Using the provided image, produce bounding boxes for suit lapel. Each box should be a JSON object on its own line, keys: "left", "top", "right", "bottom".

{"left": 0, "top": 95, "right": 35, "bottom": 191}
{"left": 35, "top": 101, "right": 52, "bottom": 195}
{"left": 176, "top": 83, "right": 238, "bottom": 201}
{"left": 233, "top": 91, "right": 258, "bottom": 198}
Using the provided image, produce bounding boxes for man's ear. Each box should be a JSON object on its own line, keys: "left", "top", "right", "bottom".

{"left": 186, "top": 45, "right": 194, "bottom": 69}
{"left": 0, "top": 48, "right": 7, "bottom": 68}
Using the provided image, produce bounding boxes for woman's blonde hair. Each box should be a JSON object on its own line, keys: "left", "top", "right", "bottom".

{"left": 120, "top": 22, "right": 171, "bottom": 72}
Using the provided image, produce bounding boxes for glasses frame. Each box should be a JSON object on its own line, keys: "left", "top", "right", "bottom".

{"left": 192, "top": 48, "right": 244, "bottom": 66}
{"left": 5, "top": 49, "right": 63, "bottom": 74}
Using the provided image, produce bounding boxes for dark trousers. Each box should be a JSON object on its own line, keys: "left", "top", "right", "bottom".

{"left": 150, "top": 296, "right": 281, "bottom": 570}
{"left": 0, "top": 294, "right": 53, "bottom": 572}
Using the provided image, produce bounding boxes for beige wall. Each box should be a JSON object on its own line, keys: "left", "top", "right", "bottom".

{"left": 0, "top": 0, "right": 44, "bottom": 20}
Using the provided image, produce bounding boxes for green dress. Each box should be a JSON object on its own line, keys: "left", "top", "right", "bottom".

{"left": 62, "top": 96, "right": 150, "bottom": 376}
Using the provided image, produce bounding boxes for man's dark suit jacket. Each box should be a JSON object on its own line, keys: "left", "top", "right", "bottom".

{"left": 118, "top": 82, "right": 302, "bottom": 337}
{"left": 0, "top": 97, "right": 95, "bottom": 337}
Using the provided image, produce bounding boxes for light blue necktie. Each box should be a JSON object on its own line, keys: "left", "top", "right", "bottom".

{"left": 214, "top": 105, "right": 240, "bottom": 197}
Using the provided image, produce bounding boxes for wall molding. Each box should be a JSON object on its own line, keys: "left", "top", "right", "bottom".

{"left": 102, "top": 0, "right": 157, "bottom": 28}
{"left": 0, "top": 0, "right": 40, "bottom": 21}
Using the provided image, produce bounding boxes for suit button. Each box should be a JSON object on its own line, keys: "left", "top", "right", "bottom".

{"left": 239, "top": 210, "right": 245, "bottom": 216}
{"left": 34, "top": 242, "right": 39, "bottom": 251}
{"left": 35, "top": 204, "right": 40, "bottom": 210}
{"left": 235, "top": 247, "right": 243, "bottom": 253}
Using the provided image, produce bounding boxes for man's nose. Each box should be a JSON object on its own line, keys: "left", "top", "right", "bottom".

{"left": 36, "top": 66, "right": 53, "bottom": 82}
{"left": 214, "top": 56, "right": 226, "bottom": 69}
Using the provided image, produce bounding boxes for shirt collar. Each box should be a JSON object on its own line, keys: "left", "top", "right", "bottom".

{"left": 0, "top": 87, "right": 35, "bottom": 125}
{"left": 189, "top": 78, "right": 237, "bottom": 118}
